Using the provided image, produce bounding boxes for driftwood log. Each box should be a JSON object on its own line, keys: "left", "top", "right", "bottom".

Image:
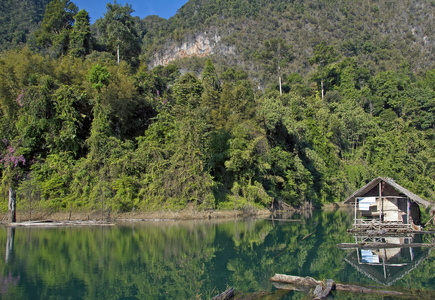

{"left": 211, "top": 287, "right": 235, "bottom": 300}
{"left": 7, "top": 220, "right": 115, "bottom": 227}
{"left": 270, "top": 274, "right": 407, "bottom": 297}
{"left": 313, "top": 279, "right": 335, "bottom": 299}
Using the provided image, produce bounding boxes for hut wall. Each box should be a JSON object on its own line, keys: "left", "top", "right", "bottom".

{"left": 410, "top": 201, "right": 421, "bottom": 225}
{"left": 384, "top": 199, "right": 400, "bottom": 221}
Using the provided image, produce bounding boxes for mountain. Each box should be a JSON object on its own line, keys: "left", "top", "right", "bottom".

{"left": 140, "top": 0, "right": 435, "bottom": 87}
{"left": 0, "top": 0, "right": 52, "bottom": 51}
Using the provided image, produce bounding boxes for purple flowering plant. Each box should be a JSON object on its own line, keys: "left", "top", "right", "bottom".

{"left": 15, "top": 90, "right": 25, "bottom": 107}
{"left": 0, "top": 139, "right": 26, "bottom": 169}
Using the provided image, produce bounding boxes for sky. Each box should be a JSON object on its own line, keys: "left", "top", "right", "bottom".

{"left": 72, "top": 0, "right": 189, "bottom": 23}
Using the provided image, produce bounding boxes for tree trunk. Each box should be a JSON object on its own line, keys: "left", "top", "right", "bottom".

{"left": 321, "top": 80, "right": 324, "bottom": 99}
{"left": 8, "top": 187, "right": 16, "bottom": 223}
{"left": 116, "top": 33, "right": 121, "bottom": 65}
{"left": 117, "top": 44, "right": 120, "bottom": 65}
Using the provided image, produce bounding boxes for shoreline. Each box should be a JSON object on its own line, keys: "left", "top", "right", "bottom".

{"left": 0, "top": 208, "right": 275, "bottom": 225}
{"left": 0, "top": 203, "right": 348, "bottom": 226}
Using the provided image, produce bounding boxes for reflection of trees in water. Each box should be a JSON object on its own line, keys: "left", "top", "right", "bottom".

{"left": 224, "top": 209, "right": 355, "bottom": 292}
{"left": 0, "top": 272, "right": 20, "bottom": 296}
{"left": 0, "top": 223, "right": 217, "bottom": 299}
{"left": 1, "top": 211, "right": 435, "bottom": 298}
{"left": 1, "top": 227, "right": 20, "bottom": 297}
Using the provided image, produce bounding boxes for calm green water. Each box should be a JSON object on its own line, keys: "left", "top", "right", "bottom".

{"left": 1, "top": 209, "right": 434, "bottom": 299}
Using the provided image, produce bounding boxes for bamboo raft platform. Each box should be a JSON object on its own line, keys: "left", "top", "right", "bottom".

{"left": 348, "top": 220, "right": 435, "bottom": 235}
{"left": 337, "top": 242, "right": 435, "bottom": 249}
{"left": 5, "top": 220, "right": 115, "bottom": 227}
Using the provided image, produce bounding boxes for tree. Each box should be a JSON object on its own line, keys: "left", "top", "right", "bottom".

{"left": 86, "top": 64, "right": 111, "bottom": 159}
{"left": 173, "top": 73, "right": 204, "bottom": 109}
{"left": 263, "top": 38, "right": 293, "bottom": 95}
{"left": 309, "top": 41, "right": 339, "bottom": 99}
{"left": 69, "top": 9, "right": 91, "bottom": 58}
{"left": 35, "top": 0, "right": 78, "bottom": 57}
{"left": 97, "top": 1, "right": 140, "bottom": 65}
{"left": 0, "top": 140, "right": 26, "bottom": 223}
{"left": 201, "top": 59, "right": 220, "bottom": 92}
{"left": 370, "top": 71, "right": 410, "bottom": 117}
{"left": 200, "top": 59, "right": 221, "bottom": 126}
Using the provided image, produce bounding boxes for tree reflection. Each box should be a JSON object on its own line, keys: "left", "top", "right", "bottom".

{"left": 0, "top": 210, "right": 435, "bottom": 299}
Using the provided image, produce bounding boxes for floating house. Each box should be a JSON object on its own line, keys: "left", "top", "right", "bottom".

{"left": 343, "top": 177, "right": 432, "bottom": 231}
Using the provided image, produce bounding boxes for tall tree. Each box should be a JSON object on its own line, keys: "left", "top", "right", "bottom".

{"left": 97, "top": 1, "right": 140, "bottom": 65}
{"left": 309, "top": 41, "right": 339, "bottom": 99}
{"left": 69, "top": 9, "right": 91, "bottom": 58}
{"left": 86, "top": 63, "right": 111, "bottom": 159}
{"left": 35, "top": 0, "right": 78, "bottom": 57}
{"left": 200, "top": 59, "right": 221, "bottom": 126}
{"left": 262, "top": 38, "right": 293, "bottom": 95}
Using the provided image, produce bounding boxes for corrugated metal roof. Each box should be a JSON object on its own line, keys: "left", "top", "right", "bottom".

{"left": 343, "top": 177, "right": 432, "bottom": 208}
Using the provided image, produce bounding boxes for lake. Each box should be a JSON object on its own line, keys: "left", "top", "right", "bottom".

{"left": 1, "top": 208, "right": 435, "bottom": 299}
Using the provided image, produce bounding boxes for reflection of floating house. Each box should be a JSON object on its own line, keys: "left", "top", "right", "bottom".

{"left": 344, "top": 241, "right": 431, "bottom": 286}
{"left": 343, "top": 177, "right": 432, "bottom": 231}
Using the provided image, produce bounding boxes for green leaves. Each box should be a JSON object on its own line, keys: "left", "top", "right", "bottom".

{"left": 87, "top": 63, "right": 110, "bottom": 93}
{"left": 69, "top": 9, "right": 91, "bottom": 58}
{"left": 96, "top": 2, "right": 140, "bottom": 65}
{"left": 35, "top": 0, "right": 79, "bottom": 57}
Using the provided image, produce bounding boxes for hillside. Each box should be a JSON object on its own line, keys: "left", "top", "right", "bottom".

{"left": 141, "top": 0, "right": 435, "bottom": 87}
{"left": 0, "top": 0, "right": 51, "bottom": 51}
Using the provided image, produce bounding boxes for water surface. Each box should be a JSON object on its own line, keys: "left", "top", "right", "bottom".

{"left": 1, "top": 209, "right": 434, "bottom": 299}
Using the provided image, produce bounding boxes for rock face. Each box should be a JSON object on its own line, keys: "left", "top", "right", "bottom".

{"left": 149, "top": 32, "right": 235, "bottom": 68}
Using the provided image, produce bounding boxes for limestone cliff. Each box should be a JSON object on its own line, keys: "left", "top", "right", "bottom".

{"left": 149, "top": 32, "right": 235, "bottom": 68}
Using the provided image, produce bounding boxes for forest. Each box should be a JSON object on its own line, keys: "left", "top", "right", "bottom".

{"left": 1, "top": 0, "right": 435, "bottom": 213}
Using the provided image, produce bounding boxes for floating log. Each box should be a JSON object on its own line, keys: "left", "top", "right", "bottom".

{"left": 265, "top": 218, "right": 301, "bottom": 222}
{"left": 313, "top": 279, "right": 335, "bottom": 299}
{"left": 7, "top": 220, "right": 115, "bottom": 227}
{"left": 211, "top": 287, "right": 235, "bottom": 300}
{"left": 337, "top": 242, "right": 435, "bottom": 249}
{"left": 270, "top": 274, "right": 407, "bottom": 297}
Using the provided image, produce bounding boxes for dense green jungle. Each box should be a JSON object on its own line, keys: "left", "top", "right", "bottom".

{"left": 1, "top": 0, "right": 435, "bottom": 214}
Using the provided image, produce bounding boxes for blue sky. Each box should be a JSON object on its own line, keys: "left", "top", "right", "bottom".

{"left": 72, "top": 0, "right": 189, "bottom": 23}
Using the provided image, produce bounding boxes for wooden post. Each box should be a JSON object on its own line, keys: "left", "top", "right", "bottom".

{"left": 354, "top": 198, "right": 357, "bottom": 226}
{"left": 8, "top": 187, "right": 16, "bottom": 223}
{"left": 379, "top": 181, "right": 383, "bottom": 221}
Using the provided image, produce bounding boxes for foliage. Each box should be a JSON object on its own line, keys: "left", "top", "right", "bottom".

{"left": 35, "top": 0, "right": 79, "bottom": 57}
{"left": 1, "top": 1, "right": 435, "bottom": 212}
{"left": 95, "top": 1, "right": 141, "bottom": 66}
{"left": 69, "top": 9, "right": 92, "bottom": 58}
{"left": 0, "top": 0, "right": 51, "bottom": 51}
